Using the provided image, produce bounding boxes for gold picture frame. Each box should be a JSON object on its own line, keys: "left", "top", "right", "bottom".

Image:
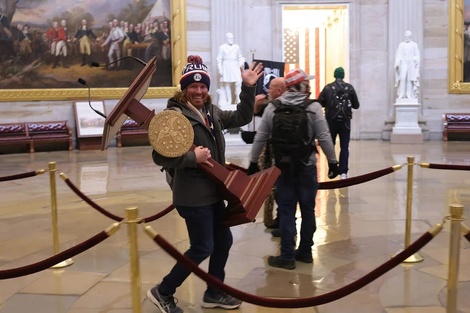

{"left": 0, "top": 0, "right": 186, "bottom": 102}
{"left": 448, "top": 0, "right": 470, "bottom": 93}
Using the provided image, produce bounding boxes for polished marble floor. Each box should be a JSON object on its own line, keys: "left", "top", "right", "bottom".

{"left": 1, "top": 137, "right": 470, "bottom": 313}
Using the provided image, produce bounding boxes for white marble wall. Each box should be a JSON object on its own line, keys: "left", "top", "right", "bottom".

{"left": 422, "top": 0, "right": 453, "bottom": 139}
{"left": 0, "top": 0, "right": 465, "bottom": 142}
{"left": 350, "top": 0, "right": 388, "bottom": 139}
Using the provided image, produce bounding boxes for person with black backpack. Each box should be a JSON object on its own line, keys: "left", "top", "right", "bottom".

{"left": 318, "top": 67, "right": 360, "bottom": 179}
{"left": 253, "top": 77, "right": 287, "bottom": 230}
{"left": 247, "top": 68, "right": 339, "bottom": 270}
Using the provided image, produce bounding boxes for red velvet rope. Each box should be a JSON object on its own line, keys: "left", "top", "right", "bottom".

{"left": 63, "top": 178, "right": 124, "bottom": 221}
{"left": 151, "top": 231, "right": 433, "bottom": 308}
{"left": 319, "top": 166, "right": 395, "bottom": 189}
{"left": 229, "top": 163, "right": 396, "bottom": 190}
{"left": 143, "top": 204, "right": 175, "bottom": 223}
{"left": 62, "top": 163, "right": 396, "bottom": 223}
{"left": 0, "top": 230, "right": 109, "bottom": 280}
{"left": 63, "top": 177, "right": 175, "bottom": 223}
{"left": 0, "top": 171, "right": 38, "bottom": 182}
{"left": 426, "top": 163, "right": 470, "bottom": 171}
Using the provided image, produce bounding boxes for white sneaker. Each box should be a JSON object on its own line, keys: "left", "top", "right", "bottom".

{"left": 340, "top": 173, "right": 348, "bottom": 179}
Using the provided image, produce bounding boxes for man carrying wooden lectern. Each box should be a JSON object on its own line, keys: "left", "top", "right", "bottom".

{"left": 147, "top": 55, "right": 263, "bottom": 313}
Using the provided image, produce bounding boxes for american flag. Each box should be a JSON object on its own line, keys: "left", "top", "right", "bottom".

{"left": 284, "top": 28, "right": 299, "bottom": 65}
{"left": 283, "top": 27, "right": 321, "bottom": 97}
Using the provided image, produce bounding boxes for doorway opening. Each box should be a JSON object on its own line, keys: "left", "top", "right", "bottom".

{"left": 282, "top": 4, "right": 349, "bottom": 97}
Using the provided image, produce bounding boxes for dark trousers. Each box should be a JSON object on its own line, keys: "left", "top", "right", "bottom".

{"left": 327, "top": 119, "right": 351, "bottom": 175}
{"left": 275, "top": 165, "right": 318, "bottom": 260}
{"left": 159, "top": 201, "right": 233, "bottom": 295}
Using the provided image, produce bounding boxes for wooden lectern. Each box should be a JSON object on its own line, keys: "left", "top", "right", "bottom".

{"left": 101, "top": 56, "right": 280, "bottom": 227}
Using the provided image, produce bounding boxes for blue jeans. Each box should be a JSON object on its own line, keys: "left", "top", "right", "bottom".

{"left": 327, "top": 119, "right": 351, "bottom": 175}
{"left": 159, "top": 201, "right": 233, "bottom": 295}
{"left": 275, "top": 165, "right": 319, "bottom": 260}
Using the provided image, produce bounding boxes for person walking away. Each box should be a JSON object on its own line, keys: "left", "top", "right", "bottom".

{"left": 253, "top": 77, "right": 287, "bottom": 229}
{"left": 248, "top": 68, "right": 339, "bottom": 270}
{"left": 318, "top": 67, "right": 360, "bottom": 179}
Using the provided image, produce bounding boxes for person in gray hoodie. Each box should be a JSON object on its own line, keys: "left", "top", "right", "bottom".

{"left": 147, "top": 55, "right": 263, "bottom": 313}
{"left": 248, "top": 68, "right": 338, "bottom": 270}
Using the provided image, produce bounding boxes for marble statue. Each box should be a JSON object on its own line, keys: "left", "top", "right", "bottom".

{"left": 394, "top": 30, "right": 420, "bottom": 99}
{"left": 216, "top": 32, "right": 245, "bottom": 105}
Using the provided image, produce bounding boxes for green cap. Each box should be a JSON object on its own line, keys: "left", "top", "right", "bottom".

{"left": 334, "top": 67, "right": 345, "bottom": 79}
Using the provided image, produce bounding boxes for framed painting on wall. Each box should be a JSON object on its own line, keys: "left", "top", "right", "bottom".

{"left": 449, "top": 0, "right": 470, "bottom": 93}
{"left": 0, "top": 0, "right": 187, "bottom": 101}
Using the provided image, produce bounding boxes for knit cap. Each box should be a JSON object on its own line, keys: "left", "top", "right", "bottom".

{"left": 180, "top": 55, "right": 211, "bottom": 90}
{"left": 334, "top": 67, "right": 345, "bottom": 79}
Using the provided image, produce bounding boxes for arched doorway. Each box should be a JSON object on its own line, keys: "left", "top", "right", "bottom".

{"left": 281, "top": 4, "right": 349, "bottom": 98}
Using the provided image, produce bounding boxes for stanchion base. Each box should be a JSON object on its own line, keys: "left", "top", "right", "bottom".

{"left": 51, "top": 258, "right": 74, "bottom": 268}
{"left": 392, "top": 250, "right": 424, "bottom": 263}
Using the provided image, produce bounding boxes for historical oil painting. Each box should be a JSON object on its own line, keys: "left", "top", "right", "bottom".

{"left": 464, "top": 0, "right": 470, "bottom": 82}
{"left": 0, "top": 0, "right": 179, "bottom": 100}
{"left": 449, "top": 0, "right": 470, "bottom": 92}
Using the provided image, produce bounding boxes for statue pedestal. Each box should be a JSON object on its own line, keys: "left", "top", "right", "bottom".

{"left": 391, "top": 99, "right": 423, "bottom": 143}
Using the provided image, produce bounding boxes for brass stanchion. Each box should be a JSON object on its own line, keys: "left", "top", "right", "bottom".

{"left": 447, "top": 204, "right": 464, "bottom": 313}
{"left": 394, "top": 156, "right": 424, "bottom": 262}
{"left": 126, "top": 207, "right": 142, "bottom": 313}
{"left": 49, "top": 162, "right": 74, "bottom": 269}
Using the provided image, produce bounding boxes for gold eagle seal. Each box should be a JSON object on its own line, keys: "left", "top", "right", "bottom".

{"left": 148, "top": 110, "right": 194, "bottom": 157}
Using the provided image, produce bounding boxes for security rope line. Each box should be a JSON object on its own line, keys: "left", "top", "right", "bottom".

{"left": 59, "top": 172, "right": 175, "bottom": 223}
{"left": 0, "top": 169, "right": 46, "bottom": 182}
{"left": 0, "top": 223, "right": 121, "bottom": 280}
{"left": 142, "top": 205, "right": 175, "bottom": 223}
{"left": 461, "top": 224, "right": 470, "bottom": 242}
{"left": 419, "top": 163, "right": 470, "bottom": 171}
{"left": 143, "top": 222, "right": 442, "bottom": 309}
{"left": 319, "top": 165, "right": 403, "bottom": 189}
{"left": 60, "top": 172, "right": 124, "bottom": 222}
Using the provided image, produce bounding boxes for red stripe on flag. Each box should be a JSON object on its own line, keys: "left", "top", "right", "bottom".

{"left": 305, "top": 27, "right": 310, "bottom": 75}
{"left": 315, "top": 27, "right": 320, "bottom": 98}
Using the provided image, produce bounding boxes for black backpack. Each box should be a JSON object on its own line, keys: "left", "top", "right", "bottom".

{"left": 328, "top": 82, "right": 353, "bottom": 121}
{"left": 271, "top": 98, "right": 316, "bottom": 176}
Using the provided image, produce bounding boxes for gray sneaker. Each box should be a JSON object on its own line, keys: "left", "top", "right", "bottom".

{"left": 146, "top": 285, "right": 183, "bottom": 313}
{"left": 201, "top": 291, "right": 242, "bottom": 309}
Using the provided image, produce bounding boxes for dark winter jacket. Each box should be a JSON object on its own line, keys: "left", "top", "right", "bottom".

{"left": 152, "top": 84, "right": 255, "bottom": 207}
